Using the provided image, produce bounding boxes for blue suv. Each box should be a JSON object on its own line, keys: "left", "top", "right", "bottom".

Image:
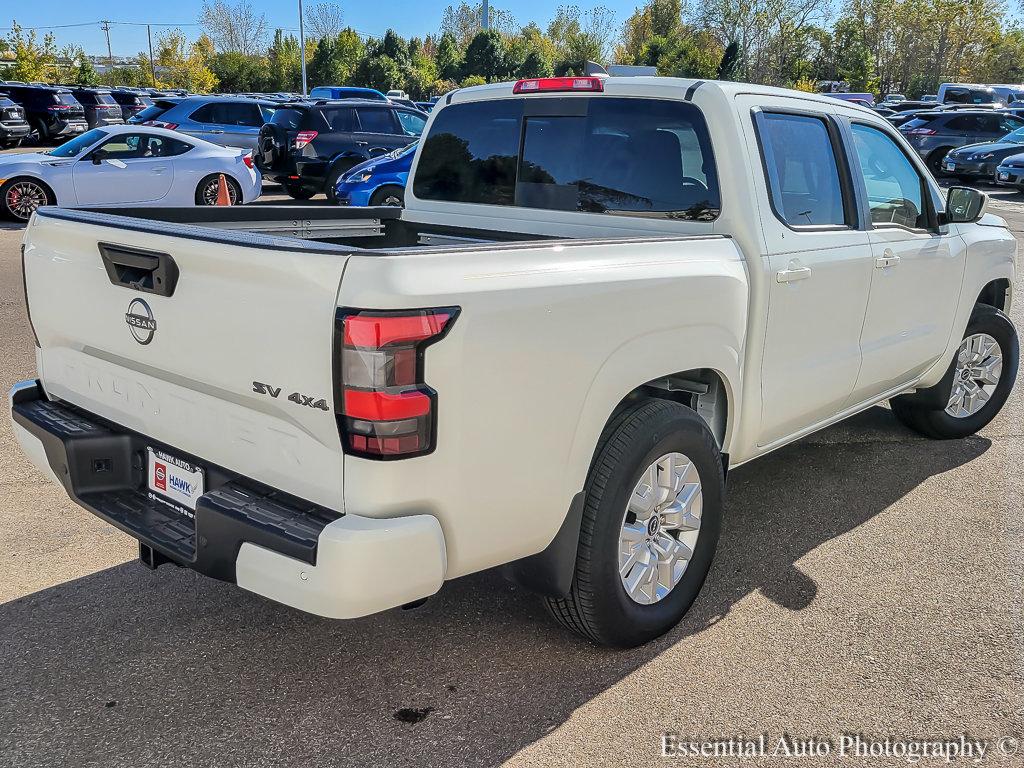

{"left": 333, "top": 141, "right": 416, "bottom": 206}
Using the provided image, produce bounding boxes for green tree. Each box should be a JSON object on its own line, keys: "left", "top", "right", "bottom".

{"left": 717, "top": 40, "right": 741, "bottom": 80}
{"left": 352, "top": 54, "right": 403, "bottom": 92}
{"left": 434, "top": 32, "right": 464, "bottom": 82}
{"left": 267, "top": 29, "right": 302, "bottom": 91}
{"left": 6, "top": 22, "right": 57, "bottom": 82}
{"left": 210, "top": 51, "right": 269, "bottom": 91}
{"left": 463, "top": 29, "right": 507, "bottom": 82}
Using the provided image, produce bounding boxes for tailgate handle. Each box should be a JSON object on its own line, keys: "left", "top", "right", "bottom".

{"left": 99, "top": 243, "right": 179, "bottom": 297}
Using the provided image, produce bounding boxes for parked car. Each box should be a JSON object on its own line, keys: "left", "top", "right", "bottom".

{"left": 995, "top": 153, "right": 1024, "bottom": 189}
{"left": 0, "top": 95, "right": 30, "bottom": 148}
{"left": 10, "top": 78, "right": 1017, "bottom": 649}
{"left": 898, "top": 110, "right": 1024, "bottom": 173}
{"left": 127, "top": 97, "right": 182, "bottom": 125}
{"left": 921, "top": 94, "right": 938, "bottom": 102}
{"left": 0, "top": 124, "right": 260, "bottom": 220}
{"left": 110, "top": 89, "right": 154, "bottom": 122}
{"left": 886, "top": 100, "right": 936, "bottom": 113}
{"left": 828, "top": 92, "right": 875, "bottom": 106}
{"left": 941, "top": 126, "right": 1024, "bottom": 181}
{"left": 0, "top": 84, "right": 87, "bottom": 142}
{"left": 308, "top": 86, "right": 388, "bottom": 101}
{"left": 66, "top": 87, "right": 125, "bottom": 130}
{"left": 882, "top": 93, "right": 906, "bottom": 103}
{"left": 256, "top": 98, "right": 427, "bottom": 199}
{"left": 141, "top": 96, "right": 281, "bottom": 149}
{"left": 938, "top": 83, "right": 1000, "bottom": 105}
{"left": 887, "top": 110, "right": 935, "bottom": 128}
{"left": 333, "top": 141, "right": 415, "bottom": 206}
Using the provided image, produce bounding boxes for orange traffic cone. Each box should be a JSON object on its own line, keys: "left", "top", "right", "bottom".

{"left": 215, "top": 173, "right": 232, "bottom": 206}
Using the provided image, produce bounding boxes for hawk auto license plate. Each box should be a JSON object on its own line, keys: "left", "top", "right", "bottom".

{"left": 147, "top": 447, "right": 205, "bottom": 518}
{"left": 998, "top": 171, "right": 1010, "bottom": 181}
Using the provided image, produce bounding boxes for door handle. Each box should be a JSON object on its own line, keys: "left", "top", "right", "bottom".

{"left": 874, "top": 251, "right": 901, "bottom": 269}
{"left": 355, "top": 141, "right": 368, "bottom": 146}
{"left": 209, "top": 129, "right": 225, "bottom": 134}
{"left": 776, "top": 267, "right": 811, "bottom": 283}
{"left": 152, "top": 166, "right": 167, "bottom": 173}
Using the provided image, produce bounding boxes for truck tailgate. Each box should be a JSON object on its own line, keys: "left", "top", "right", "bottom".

{"left": 22, "top": 210, "right": 348, "bottom": 511}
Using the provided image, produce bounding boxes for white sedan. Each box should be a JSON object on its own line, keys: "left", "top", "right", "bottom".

{"left": 0, "top": 125, "right": 261, "bottom": 221}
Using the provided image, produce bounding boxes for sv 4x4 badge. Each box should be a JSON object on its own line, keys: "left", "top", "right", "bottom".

{"left": 252, "top": 381, "right": 330, "bottom": 411}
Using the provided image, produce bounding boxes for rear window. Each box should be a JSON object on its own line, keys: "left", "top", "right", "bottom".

{"left": 269, "top": 107, "right": 306, "bottom": 130}
{"left": 356, "top": 108, "right": 397, "bottom": 134}
{"left": 900, "top": 117, "right": 938, "bottom": 131}
{"left": 94, "top": 93, "right": 117, "bottom": 105}
{"left": 414, "top": 97, "right": 720, "bottom": 220}
{"left": 54, "top": 92, "right": 80, "bottom": 106}
{"left": 133, "top": 100, "right": 176, "bottom": 122}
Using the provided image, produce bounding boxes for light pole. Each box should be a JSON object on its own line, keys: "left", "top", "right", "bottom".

{"left": 299, "top": 0, "right": 307, "bottom": 96}
{"left": 482, "top": 0, "right": 489, "bottom": 30}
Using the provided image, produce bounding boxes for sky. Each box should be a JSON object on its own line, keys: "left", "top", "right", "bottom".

{"left": 5, "top": 2, "right": 642, "bottom": 58}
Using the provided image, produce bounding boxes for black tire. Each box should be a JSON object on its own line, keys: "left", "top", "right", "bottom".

{"left": 195, "top": 174, "right": 242, "bottom": 206}
{"left": 324, "top": 160, "right": 358, "bottom": 202}
{"left": 890, "top": 304, "right": 1018, "bottom": 439}
{"left": 927, "top": 148, "right": 953, "bottom": 176}
{"left": 545, "top": 399, "right": 725, "bottom": 648}
{"left": 0, "top": 177, "right": 54, "bottom": 221}
{"left": 369, "top": 185, "right": 405, "bottom": 207}
{"left": 284, "top": 184, "right": 317, "bottom": 200}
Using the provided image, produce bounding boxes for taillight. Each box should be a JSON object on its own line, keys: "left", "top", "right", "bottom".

{"left": 47, "top": 105, "right": 72, "bottom": 111}
{"left": 335, "top": 308, "right": 458, "bottom": 459}
{"left": 144, "top": 119, "right": 179, "bottom": 130}
{"left": 905, "top": 128, "right": 936, "bottom": 135}
{"left": 513, "top": 77, "right": 604, "bottom": 94}
{"left": 295, "top": 130, "right": 318, "bottom": 149}
{"left": 242, "top": 153, "right": 254, "bottom": 169}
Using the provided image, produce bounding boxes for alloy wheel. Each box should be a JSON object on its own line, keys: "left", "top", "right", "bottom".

{"left": 946, "top": 332, "right": 1003, "bottom": 418}
{"left": 5, "top": 181, "right": 47, "bottom": 220}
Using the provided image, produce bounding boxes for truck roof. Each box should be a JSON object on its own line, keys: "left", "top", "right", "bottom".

{"left": 444, "top": 76, "right": 877, "bottom": 115}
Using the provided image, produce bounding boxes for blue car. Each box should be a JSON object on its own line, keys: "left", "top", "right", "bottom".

{"left": 309, "top": 86, "right": 388, "bottom": 102}
{"left": 333, "top": 141, "right": 416, "bottom": 206}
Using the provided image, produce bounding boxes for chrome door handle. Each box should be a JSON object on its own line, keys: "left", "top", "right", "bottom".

{"left": 776, "top": 267, "right": 811, "bottom": 283}
{"left": 874, "top": 253, "right": 901, "bottom": 269}
{"left": 209, "top": 129, "right": 225, "bottom": 134}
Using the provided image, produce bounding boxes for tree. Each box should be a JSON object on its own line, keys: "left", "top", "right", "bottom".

{"left": 305, "top": 3, "right": 346, "bottom": 40}
{"left": 434, "top": 32, "right": 464, "bottom": 81}
{"left": 441, "top": 2, "right": 517, "bottom": 46}
{"left": 547, "top": 5, "right": 618, "bottom": 70}
{"left": 154, "top": 29, "right": 219, "bottom": 92}
{"left": 717, "top": 40, "right": 741, "bottom": 79}
{"left": 200, "top": 0, "right": 269, "bottom": 55}
{"left": 210, "top": 51, "right": 269, "bottom": 91}
{"left": 307, "top": 30, "right": 365, "bottom": 88}
{"left": 352, "top": 54, "right": 403, "bottom": 92}
{"left": 5, "top": 22, "right": 57, "bottom": 82}
{"left": 267, "top": 30, "right": 302, "bottom": 91}
{"left": 463, "top": 29, "right": 507, "bottom": 82}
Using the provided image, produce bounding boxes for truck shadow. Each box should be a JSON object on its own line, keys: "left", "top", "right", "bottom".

{"left": 0, "top": 406, "right": 991, "bottom": 767}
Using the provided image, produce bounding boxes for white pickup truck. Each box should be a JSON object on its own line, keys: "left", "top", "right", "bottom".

{"left": 10, "top": 77, "right": 1018, "bottom": 648}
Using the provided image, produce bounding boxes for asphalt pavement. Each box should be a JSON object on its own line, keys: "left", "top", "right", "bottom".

{"left": 0, "top": 179, "right": 1021, "bottom": 767}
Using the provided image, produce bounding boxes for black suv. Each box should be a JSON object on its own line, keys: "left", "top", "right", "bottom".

{"left": 256, "top": 99, "right": 427, "bottom": 199}
{"left": 109, "top": 89, "right": 154, "bottom": 122}
{"left": 0, "top": 84, "right": 87, "bottom": 142}
{"left": 0, "top": 95, "right": 29, "bottom": 148}
{"left": 66, "top": 87, "right": 125, "bottom": 129}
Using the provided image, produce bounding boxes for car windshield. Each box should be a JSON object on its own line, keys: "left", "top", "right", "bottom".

{"left": 44, "top": 128, "right": 106, "bottom": 157}
{"left": 1000, "top": 128, "right": 1024, "bottom": 144}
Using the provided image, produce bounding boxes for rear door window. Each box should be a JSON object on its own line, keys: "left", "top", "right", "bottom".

{"left": 356, "top": 108, "right": 398, "bottom": 134}
{"left": 322, "top": 107, "right": 357, "bottom": 132}
{"left": 414, "top": 97, "right": 720, "bottom": 220}
{"left": 755, "top": 112, "right": 849, "bottom": 227}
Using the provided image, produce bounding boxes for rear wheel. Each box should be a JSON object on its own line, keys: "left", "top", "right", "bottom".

{"left": 890, "top": 304, "right": 1018, "bottom": 439}
{"left": 195, "top": 174, "right": 242, "bottom": 206}
{"left": 1, "top": 177, "right": 53, "bottom": 221}
{"left": 284, "top": 184, "right": 316, "bottom": 200}
{"left": 545, "top": 399, "right": 724, "bottom": 648}
{"left": 927, "top": 147, "right": 953, "bottom": 176}
{"left": 369, "top": 185, "right": 405, "bottom": 207}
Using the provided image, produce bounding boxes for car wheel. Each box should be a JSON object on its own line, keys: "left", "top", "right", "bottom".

{"left": 325, "top": 161, "right": 357, "bottom": 203}
{"left": 0, "top": 177, "right": 53, "bottom": 221}
{"left": 927, "top": 148, "right": 953, "bottom": 176}
{"left": 545, "top": 399, "right": 724, "bottom": 648}
{"left": 284, "top": 184, "right": 317, "bottom": 200}
{"left": 195, "top": 174, "right": 242, "bottom": 206}
{"left": 369, "top": 185, "right": 405, "bottom": 207}
{"left": 890, "top": 304, "right": 1018, "bottom": 439}
{"left": 4, "top": 139, "right": 22, "bottom": 149}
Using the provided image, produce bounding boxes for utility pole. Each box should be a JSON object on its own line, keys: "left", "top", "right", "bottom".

{"left": 100, "top": 20, "right": 114, "bottom": 75}
{"left": 147, "top": 24, "right": 156, "bottom": 87}
{"left": 482, "top": 0, "right": 490, "bottom": 30}
{"left": 299, "top": 0, "right": 307, "bottom": 96}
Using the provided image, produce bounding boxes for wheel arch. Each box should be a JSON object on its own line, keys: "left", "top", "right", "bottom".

{"left": 1, "top": 174, "right": 57, "bottom": 213}
{"left": 976, "top": 277, "right": 1012, "bottom": 313}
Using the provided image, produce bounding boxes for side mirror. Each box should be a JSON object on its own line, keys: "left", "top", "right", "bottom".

{"left": 943, "top": 185, "right": 987, "bottom": 224}
{"left": 90, "top": 148, "right": 107, "bottom": 165}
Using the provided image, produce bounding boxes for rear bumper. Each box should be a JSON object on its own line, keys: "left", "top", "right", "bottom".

{"left": 9, "top": 380, "right": 447, "bottom": 619}
{"left": 943, "top": 158, "right": 996, "bottom": 177}
{"left": 0, "top": 122, "right": 30, "bottom": 141}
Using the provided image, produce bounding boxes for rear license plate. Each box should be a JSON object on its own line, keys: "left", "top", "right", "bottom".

{"left": 998, "top": 171, "right": 1010, "bottom": 181}
{"left": 147, "top": 447, "right": 204, "bottom": 518}
{"left": 945, "top": 162, "right": 955, "bottom": 171}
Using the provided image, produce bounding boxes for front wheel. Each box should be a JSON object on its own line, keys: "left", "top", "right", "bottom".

{"left": 545, "top": 399, "right": 724, "bottom": 647}
{"left": 369, "top": 185, "right": 404, "bottom": 207}
{"left": 0, "top": 177, "right": 53, "bottom": 221}
{"left": 195, "top": 174, "right": 242, "bottom": 206}
{"left": 891, "top": 304, "right": 1018, "bottom": 439}
{"left": 927, "top": 148, "right": 953, "bottom": 176}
